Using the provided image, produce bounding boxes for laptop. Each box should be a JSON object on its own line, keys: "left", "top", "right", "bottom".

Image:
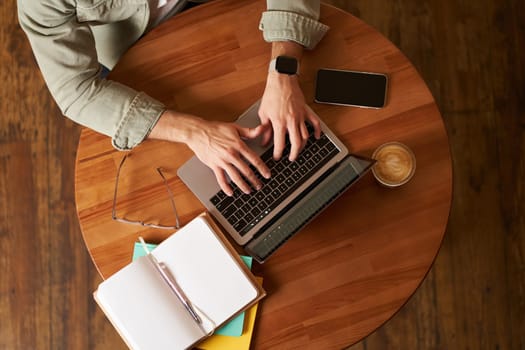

{"left": 177, "top": 100, "right": 374, "bottom": 263}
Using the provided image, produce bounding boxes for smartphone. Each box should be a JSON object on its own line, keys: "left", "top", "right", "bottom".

{"left": 315, "top": 68, "right": 388, "bottom": 109}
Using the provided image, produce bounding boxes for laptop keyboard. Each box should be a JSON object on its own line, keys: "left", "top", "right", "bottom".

{"left": 210, "top": 125, "right": 341, "bottom": 237}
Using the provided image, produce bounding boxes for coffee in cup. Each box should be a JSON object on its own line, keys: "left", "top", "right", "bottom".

{"left": 372, "top": 142, "right": 416, "bottom": 187}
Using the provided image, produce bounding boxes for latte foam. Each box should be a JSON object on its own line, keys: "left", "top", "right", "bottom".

{"left": 372, "top": 142, "right": 415, "bottom": 187}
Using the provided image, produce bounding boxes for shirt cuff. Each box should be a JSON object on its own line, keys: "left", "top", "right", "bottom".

{"left": 259, "top": 11, "right": 329, "bottom": 50}
{"left": 112, "top": 92, "right": 166, "bottom": 150}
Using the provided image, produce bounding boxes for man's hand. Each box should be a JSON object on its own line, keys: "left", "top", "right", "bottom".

{"left": 148, "top": 110, "right": 271, "bottom": 196}
{"left": 258, "top": 41, "right": 321, "bottom": 162}
{"left": 259, "top": 72, "right": 321, "bottom": 161}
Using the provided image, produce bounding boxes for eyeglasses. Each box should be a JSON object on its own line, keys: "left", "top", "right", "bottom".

{"left": 112, "top": 153, "right": 181, "bottom": 229}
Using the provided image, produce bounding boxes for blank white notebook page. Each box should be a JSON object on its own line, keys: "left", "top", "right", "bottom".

{"left": 153, "top": 217, "right": 258, "bottom": 326}
{"left": 96, "top": 257, "right": 204, "bottom": 349}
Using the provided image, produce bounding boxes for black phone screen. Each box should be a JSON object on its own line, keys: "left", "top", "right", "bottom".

{"left": 315, "top": 69, "right": 388, "bottom": 108}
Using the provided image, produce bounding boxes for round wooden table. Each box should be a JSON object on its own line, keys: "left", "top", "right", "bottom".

{"left": 74, "top": 1, "right": 452, "bottom": 348}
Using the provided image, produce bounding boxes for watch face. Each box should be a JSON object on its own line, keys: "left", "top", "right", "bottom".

{"left": 276, "top": 56, "right": 298, "bottom": 75}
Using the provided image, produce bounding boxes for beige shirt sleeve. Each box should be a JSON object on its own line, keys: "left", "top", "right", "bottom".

{"left": 260, "top": 0, "right": 329, "bottom": 49}
{"left": 18, "top": 0, "right": 328, "bottom": 151}
{"left": 17, "top": 0, "right": 166, "bottom": 150}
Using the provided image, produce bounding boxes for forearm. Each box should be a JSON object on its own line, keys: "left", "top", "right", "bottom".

{"left": 271, "top": 41, "right": 304, "bottom": 60}
{"left": 148, "top": 110, "right": 206, "bottom": 145}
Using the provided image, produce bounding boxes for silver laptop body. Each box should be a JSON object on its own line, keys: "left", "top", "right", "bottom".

{"left": 178, "top": 100, "right": 374, "bottom": 262}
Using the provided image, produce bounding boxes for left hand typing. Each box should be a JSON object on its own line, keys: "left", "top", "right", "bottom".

{"left": 258, "top": 71, "right": 321, "bottom": 161}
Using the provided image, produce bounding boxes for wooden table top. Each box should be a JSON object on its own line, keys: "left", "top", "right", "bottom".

{"left": 74, "top": 0, "right": 452, "bottom": 348}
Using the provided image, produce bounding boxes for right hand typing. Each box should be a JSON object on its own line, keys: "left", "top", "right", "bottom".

{"left": 149, "top": 110, "right": 271, "bottom": 196}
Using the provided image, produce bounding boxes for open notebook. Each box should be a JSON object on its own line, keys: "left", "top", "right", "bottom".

{"left": 94, "top": 215, "right": 265, "bottom": 350}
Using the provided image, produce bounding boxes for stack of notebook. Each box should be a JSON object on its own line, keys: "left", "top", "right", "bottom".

{"left": 94, "top": 215, "right": 265, "bottom": 350}
{"left": 132, "top": 243, "right": 262, "bottom": 350}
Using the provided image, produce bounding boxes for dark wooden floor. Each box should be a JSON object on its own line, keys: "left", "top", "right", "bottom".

{"left": 0, "top": 0, "right": 523, "bottom": 349}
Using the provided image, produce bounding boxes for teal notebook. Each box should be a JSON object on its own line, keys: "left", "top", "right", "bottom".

{"left": 132, "top": 242, "right": 253, "bottom": 337}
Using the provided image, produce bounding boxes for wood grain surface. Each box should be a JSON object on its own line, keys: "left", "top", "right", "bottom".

{"left": 1, "top": 0, "right": 523, "bottom": 349}
{"left": 74, "top": 1, "right": 451, "bottom": 349}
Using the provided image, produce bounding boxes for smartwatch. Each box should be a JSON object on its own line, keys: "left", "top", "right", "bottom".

{"left": 268, "top": 55, "right": 299, "bottom": 75}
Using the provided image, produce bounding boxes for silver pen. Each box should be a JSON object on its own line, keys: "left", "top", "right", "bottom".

{"left": 138, "top": 237, "right": 202, "bottom": 325}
